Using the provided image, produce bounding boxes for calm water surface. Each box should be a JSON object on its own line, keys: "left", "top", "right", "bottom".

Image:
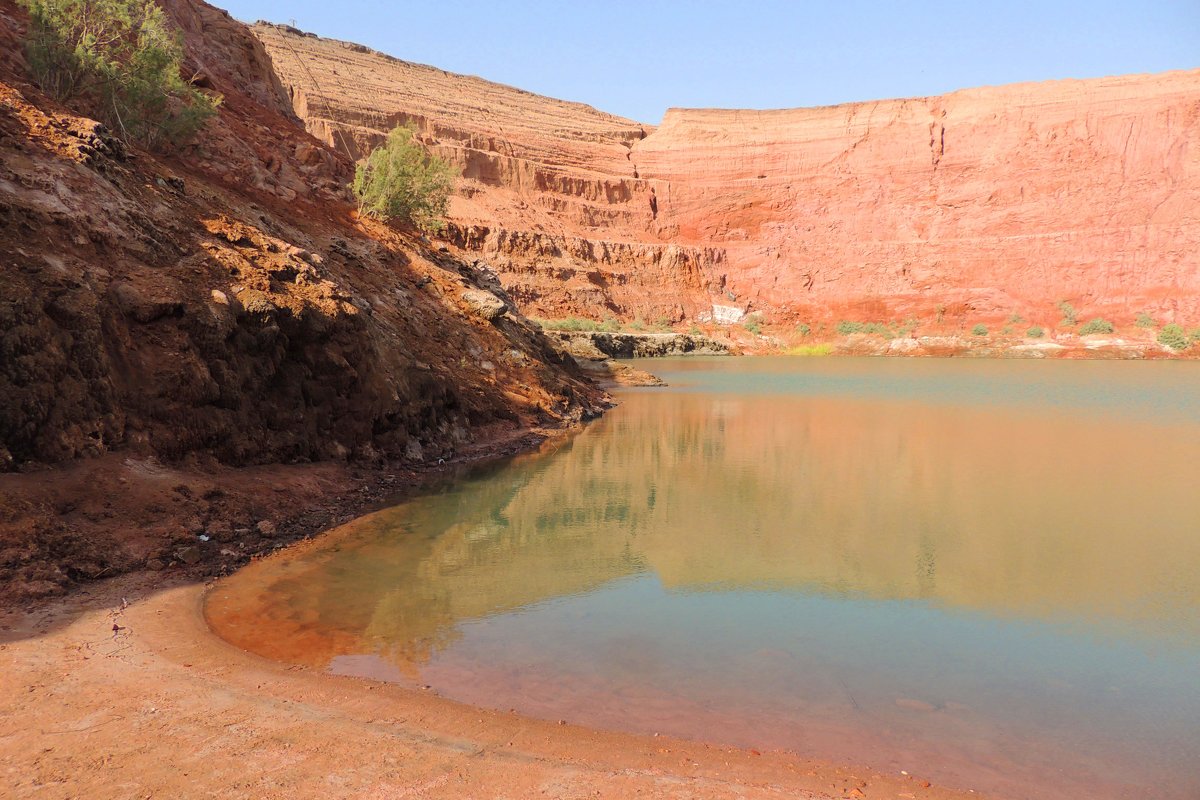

{"left": 207, "top": 357, "right": 1200, "bottom": 800}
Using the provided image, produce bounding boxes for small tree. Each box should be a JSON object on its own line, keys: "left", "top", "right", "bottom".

{"left": 1158, "top": 324, "right": 1190, "bottom": 351}
{"left": 353, "top": 124, "right": 457, "bottom": 232}
{"left": 21, "top": 0, "right": 218, "bottom": 148}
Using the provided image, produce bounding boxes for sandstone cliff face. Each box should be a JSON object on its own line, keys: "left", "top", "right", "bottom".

{"left": 637, "top": 78, "right": 1200, "bottom": 326}
{"left": 251, "top": 24, "right": 717, "bottom": 324}
{"left": 255, "top": 23, "right": 1200, "bottom": 330}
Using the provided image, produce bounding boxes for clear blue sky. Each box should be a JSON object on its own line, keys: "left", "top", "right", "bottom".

{"left": 219, "top": 0, "right": 1199, "bottom": 123}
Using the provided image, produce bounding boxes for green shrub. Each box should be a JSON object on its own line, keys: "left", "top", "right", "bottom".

{"left": 688, "top": 324, "right": 701, "bottom": 336}
{"left": 353, "top": 124, "right": 457, "bottom": 232}
{"left": 1007, "top": 313, "right": 1025, "bottom": 324}
{"left": 1190, "top": 327, "right": 1200, "bottom": 344}
{"left": 561, "top": 317, "right": 600, "bottom": 331}
{"left": 600, "top": 317, "right": 621, "bottom": 333}
{"left": 20, "top": 0, "right": 218, "bottom": 148}
{"left": 836, "top": 320, "right": 893, "bottom": 337}
{"left": 1057, "top": 301, "right": 1077, "bottom": 327}
{"left": 837, "top": 320, "right": 864, "bottom": 335}
{"left": 786, "top": 343, "right": 833, "bottom": 357}
{"left": 1158, "top": 323, "right": 1190, "bottom": 351}
{"left": 1027, "top": 326, "right": 1045, "bottom": 338}
{"left": 741, "top": 311, "right": 766, "bottom": 336}
{"left": 628, "top": 319, "right": 645, "bottom": 331}
{"left": 1078, "top": 318, "right": 1114, "bottom": 336}
{"left": 529, "top": 317, "right": 609, "bottom": 332}
{"left": 796, "top": 323, "right": 811, "bottom": 337}
{"left": 971, "top": 324, "right": 988, "bottom": 336}
{"left": 865, "top": 322, "right": 895, "bottom": 337}
{"left": 1135, "top": 312, "right": 1156, "bottom": 329}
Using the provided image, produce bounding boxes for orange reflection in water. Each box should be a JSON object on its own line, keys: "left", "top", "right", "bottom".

{"left": 207, "top": 358, "right": 1200, "bottom": 800}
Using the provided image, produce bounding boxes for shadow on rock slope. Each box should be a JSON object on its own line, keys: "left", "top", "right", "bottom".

{"left": 0, "top": 0, "right": 608, "bottom": 602}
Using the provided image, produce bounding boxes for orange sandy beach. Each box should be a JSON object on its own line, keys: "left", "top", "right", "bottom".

{"left": 1, "top": 570, "right": 982, "bottom": 800}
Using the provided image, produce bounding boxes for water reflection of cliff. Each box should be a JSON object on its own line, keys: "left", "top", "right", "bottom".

{"left": 208, "top": 381, "right": 1200, "bottom": 671}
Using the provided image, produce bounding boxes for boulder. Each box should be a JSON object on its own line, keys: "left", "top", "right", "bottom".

{"left": 461, "top": 289, "right": 507, "bottom": 321}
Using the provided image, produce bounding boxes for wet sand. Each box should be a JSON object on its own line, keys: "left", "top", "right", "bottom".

{"left": 0, "top": 571, "right": 985, "bottom": 799}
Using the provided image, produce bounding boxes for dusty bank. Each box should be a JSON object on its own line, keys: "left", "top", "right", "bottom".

{"left": 0, "top": 571, "right": 985, "bottom": 800}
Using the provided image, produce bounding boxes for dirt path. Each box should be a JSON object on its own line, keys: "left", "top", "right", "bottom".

{"left": 0, "top": 571, "right": 981, "bottom": 799}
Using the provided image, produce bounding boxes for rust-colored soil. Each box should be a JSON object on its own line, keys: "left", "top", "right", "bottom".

{"left": 0, "top": 419, "right": 564, "bottom": 604}
{"left": 0, "top": 572, "right": 987, "bottom": 800}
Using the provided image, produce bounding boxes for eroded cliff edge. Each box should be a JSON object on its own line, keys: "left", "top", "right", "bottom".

{"left": 0, "top": 0, "right": 607, "bottom": 600}
{"left": 255, "top": 22, "right": 1200, "bottom": 332}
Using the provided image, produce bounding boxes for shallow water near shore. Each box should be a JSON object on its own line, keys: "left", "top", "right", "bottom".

{"left": 207, "top": 357, "right": 1200, "bottom": 800}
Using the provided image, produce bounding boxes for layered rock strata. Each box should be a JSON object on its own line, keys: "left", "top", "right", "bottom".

{"left": 254, "top": 22, "right": 1200, "bottom": 329}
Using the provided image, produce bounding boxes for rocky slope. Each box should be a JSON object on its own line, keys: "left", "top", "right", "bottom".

{"left": 0, "top": 0, "right": 606, "bottom": 598}
{"left": 255, "top": 23, "right": 1200, "bottom": 333}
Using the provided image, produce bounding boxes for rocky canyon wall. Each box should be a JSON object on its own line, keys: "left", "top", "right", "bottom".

{"left": 636, "top": 77, "right": 1200, "bottom": 327}
{"left": 0, "top": 0, "right": 605, "bottom": 471}
{"left": 254, "top": 24, "right": 1200, "bottom": 330}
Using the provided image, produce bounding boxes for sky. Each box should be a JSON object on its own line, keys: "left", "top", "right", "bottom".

{"left": 218, "top": 0, "right": 1199, "bottom": 124}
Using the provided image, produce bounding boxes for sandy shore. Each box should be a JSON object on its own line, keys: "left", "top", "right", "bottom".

{"left": 0, "top": 569, "right": 984, "bottom": 799}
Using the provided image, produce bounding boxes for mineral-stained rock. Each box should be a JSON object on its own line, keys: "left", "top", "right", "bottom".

{"left": 574, "top": 359, "right": 666, "bottom": 389}
{"left": 110, "top": 280, "right": 185, "bottom": 324}
{"left": 544, "top": 331, "right": 730, "bottom": 360}
{"left": 176, "top": 546, "right": 202, "bottom": 565}
{"left": 255, "top": 21, "right": 1200, "bottom": 330}
{"left": 461, "top": 289, "right": 507, "bottom": 321}
{"left": 205, "top": 521, "right": 233, "bottom": 542}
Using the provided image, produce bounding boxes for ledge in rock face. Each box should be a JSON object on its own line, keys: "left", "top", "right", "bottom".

{"left": 543, "top": 331, "right": 731, "bottom": 360}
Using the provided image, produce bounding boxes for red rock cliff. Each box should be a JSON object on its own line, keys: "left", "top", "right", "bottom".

{"left": 254, "top": 23, "right": 1200, "bottom": 329}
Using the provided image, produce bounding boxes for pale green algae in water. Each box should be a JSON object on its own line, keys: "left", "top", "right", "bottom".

{"left": 207, "top": 357, "right": 1200, "bottom": 800}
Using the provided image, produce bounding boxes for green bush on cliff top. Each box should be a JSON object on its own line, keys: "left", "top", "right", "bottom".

{"left": 353, "top": 124, "right": 458, "bottom": 232}
{"left": 20, "top": 0, "right": 218, "bottom": 147}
